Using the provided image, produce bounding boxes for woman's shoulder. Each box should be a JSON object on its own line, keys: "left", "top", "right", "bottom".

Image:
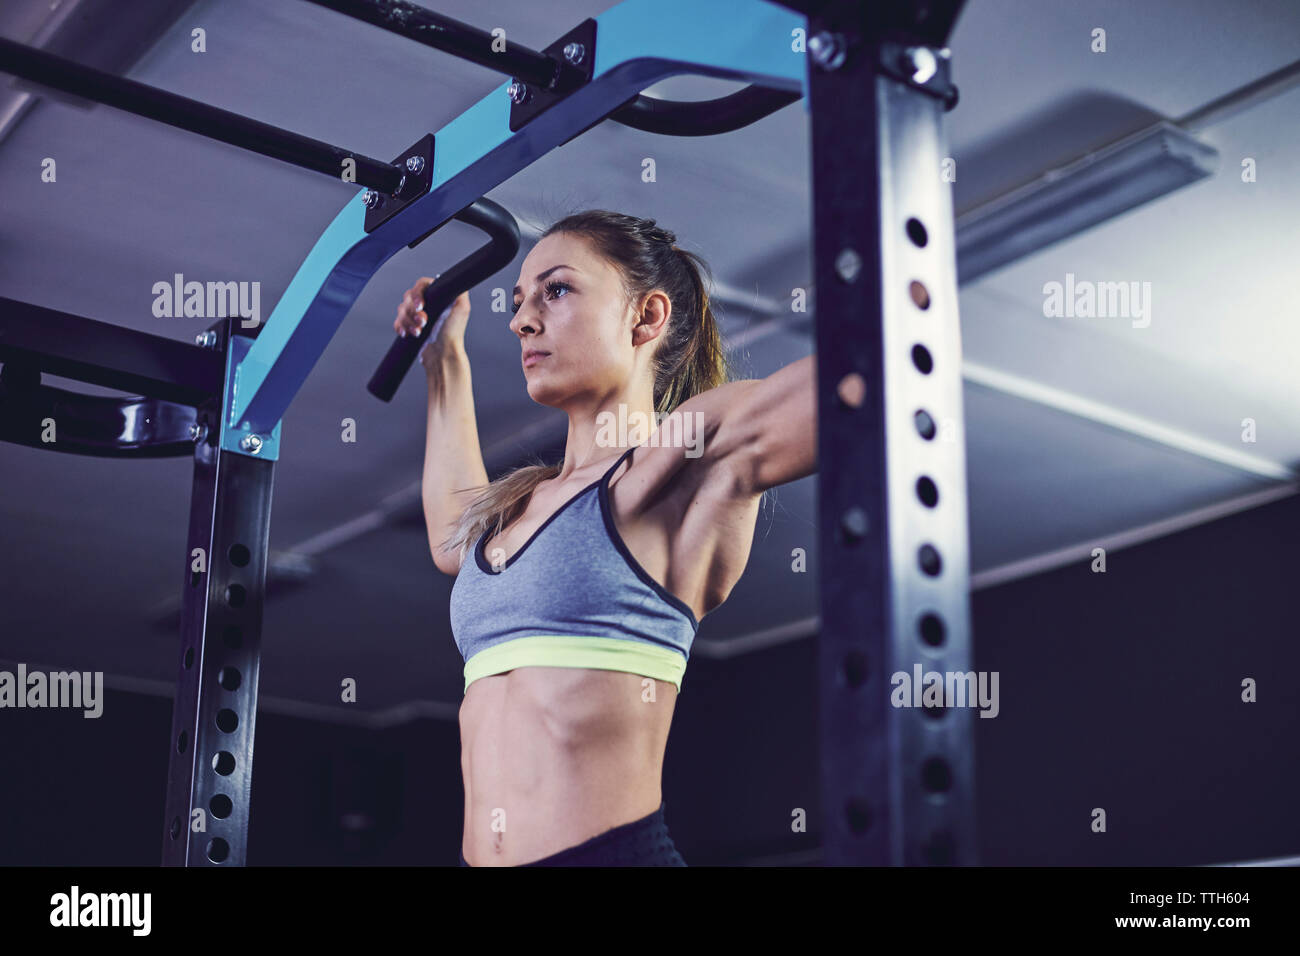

{"left": 610, "top": 434, "right": 763, "bottom": 620}
{"left": 610, "top": 421, "right": 761, "bottom": 532}
{"left": 616, "top": 386, "right": 763, "bottom": 503}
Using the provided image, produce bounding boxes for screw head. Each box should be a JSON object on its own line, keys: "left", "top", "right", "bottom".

{"left": 188, "top": 422, "right": 203, "bottom": 442}
{"left": 194, "top": 330, "right": 218, "bottom": 348}
{"left": 905, "top": 46, "right": 938, "bottom": 85}
{"left": 562, "top": 42, "right": 585, "bottom": 66}
{"left": 405, "top": 155, "right": 425, "bottom": 175}
{"left": 507, "top": 80, "right": 531, "bottom": 104}
{"left": 808, "top": 31, "right": 846, "bottom": 70}
{"left": 240, "top": 434, "right": 263, "bottom": 454}
{"left": 362, "top": 189, "right": 382, "bottom": 209}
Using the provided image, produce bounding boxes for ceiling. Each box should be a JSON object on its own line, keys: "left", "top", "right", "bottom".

{"left": 1, "top": 0, "right": 1296, "bottom": 722}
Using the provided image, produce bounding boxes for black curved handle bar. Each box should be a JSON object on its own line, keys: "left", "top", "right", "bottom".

{"left": 608, "top": 85, "right": 802, "bottom": 136}
{"left": 368, "top": 87, "right": 797, "bottom": 400}
{"left": 367, "top": 197, "right": 520, "bottom": 402}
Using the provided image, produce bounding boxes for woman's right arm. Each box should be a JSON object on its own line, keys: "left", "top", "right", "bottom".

{"left": 395, "top": 278, "right": 488, "bottom": 575}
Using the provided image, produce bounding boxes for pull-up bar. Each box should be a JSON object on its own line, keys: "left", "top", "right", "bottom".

{"left": 0, "top": 36, "right": 407, "bottom": 195}
{"left": 0, "top": 0, "right": 975, "bottom": 871}
{"left": 299, "top": 0, "right": 572, "bottom": 90}
{"left": 0, "top": 3, "right": 800, "bottom": 202}
{"left": 301, "top": 0, "right": 803, "bottom": 136}
{"left": 0, "top": 2, "right": 810, "bottom": 448}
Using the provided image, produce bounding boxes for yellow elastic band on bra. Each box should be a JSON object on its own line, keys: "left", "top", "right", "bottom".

{"left": 463, "top": 635, "right": 686, "bottom": 694}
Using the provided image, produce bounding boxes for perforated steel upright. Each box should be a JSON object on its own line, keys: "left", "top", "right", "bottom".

{"left": 796, "top": 0, "right": 977, "bottom": 864}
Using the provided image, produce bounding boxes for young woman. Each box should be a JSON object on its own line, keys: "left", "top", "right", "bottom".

{"left": 397, "top": 210, "right": 816, "bottom": 866}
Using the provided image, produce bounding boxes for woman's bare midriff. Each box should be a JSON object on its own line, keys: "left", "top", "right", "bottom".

{"left": 459, "top": 664, "right": 678, "bottom": 866}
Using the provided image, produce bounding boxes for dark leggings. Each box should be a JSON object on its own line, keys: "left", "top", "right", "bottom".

{"left": 459, "top": 801, "right": 686, "bottom": 867}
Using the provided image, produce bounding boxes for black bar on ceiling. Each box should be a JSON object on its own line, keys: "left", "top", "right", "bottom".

{"left": 0, "top": 296, "right": 225, "bottom": 407}
{"left": 298, "top": 0, "right": 563, "bottom": 90}
{"left": 0, "top": 37, "right": 406, "bottom": 194}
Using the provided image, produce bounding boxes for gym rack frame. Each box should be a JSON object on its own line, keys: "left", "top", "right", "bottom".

{"left": 0, "top": 0, "right": 973, "bottom": 866}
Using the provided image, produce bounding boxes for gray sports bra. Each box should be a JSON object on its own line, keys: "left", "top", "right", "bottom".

{"left": 448, "top": 445, "right": 699, "bottom": 694}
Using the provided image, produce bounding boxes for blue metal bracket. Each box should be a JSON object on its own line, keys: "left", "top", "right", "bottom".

{"left": 224, "top": 0, "right": 806, "bottom": 450}
{"left": 221, "top": 332, "right": 281, "bottom": 460}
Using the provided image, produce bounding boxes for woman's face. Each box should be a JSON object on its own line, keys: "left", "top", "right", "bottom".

{"left": 510, "top": 232, "right": 644, "bottom": 409}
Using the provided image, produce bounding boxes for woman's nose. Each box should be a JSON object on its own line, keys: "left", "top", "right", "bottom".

{"left": 511, "top": 309, "right": 537, "bottom": 336}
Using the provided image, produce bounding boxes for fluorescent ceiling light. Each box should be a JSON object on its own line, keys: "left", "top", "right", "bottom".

{"left": 955, "top": 120, "right": 1219, "bottom": 284}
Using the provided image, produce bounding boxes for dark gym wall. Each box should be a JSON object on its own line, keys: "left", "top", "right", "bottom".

{"left": 1, "top": 491, "right": 1295, "bottom": 866}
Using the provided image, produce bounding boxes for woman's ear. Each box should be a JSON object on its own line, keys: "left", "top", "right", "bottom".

{"left": 632, "top": 291, "right": 672, "bottom": 345}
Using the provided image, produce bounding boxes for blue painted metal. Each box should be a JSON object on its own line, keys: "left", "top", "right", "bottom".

{"left": 223, "top": 332, "right": 281, "bottom": 460}
{"left": 223, "top": 0, "right": 806, "bottom": 456}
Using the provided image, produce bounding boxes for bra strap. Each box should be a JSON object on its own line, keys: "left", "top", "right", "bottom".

{"left": 601, "top": 444, "right": 638, "bottom": 484}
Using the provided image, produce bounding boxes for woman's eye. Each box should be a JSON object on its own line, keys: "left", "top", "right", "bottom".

{"left": 511, "top": 280, "right": 570, "bottom": 315}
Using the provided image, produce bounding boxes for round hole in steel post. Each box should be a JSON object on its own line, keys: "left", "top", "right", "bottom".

{"left": 906, "top": 218, "right": 928, "bottom": 247}
{"left": 841, "top": 650, "right": 868, "bottom": 688}
{"left": 836, "top": 372, "right": 866, "bottom": 408}
{"left": 909, "top": 280, "right": 931, "bottom": 310}
{"left": 916, "top": 476, "right": 939, "bottom": 508}
{"left": 212, "top": 751, "right": 236, "bottom": 776}
{"left": 918, "top": 612, "right": 946, "bottom": 647}
{"left": 914, "top": 409, "right": 937, "bottom": 440}
{"left": 912, "top": 344, "right": 933, "bottom": 374}
{"left": 921, "top": 756, "right": 952, "bottom": 793}
{"left": 844, "top": 797, "right": 872, "bottom": 835}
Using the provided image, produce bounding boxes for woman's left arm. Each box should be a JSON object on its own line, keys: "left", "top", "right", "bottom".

{"left": 696, "top": 353, "right": 818, "bottom": 496}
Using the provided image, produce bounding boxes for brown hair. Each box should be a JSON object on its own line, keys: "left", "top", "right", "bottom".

{"left": 441, "top": 209, "right": 734, "bottom": 566}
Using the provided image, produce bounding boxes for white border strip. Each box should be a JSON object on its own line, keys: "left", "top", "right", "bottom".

{"left": 1205, "top": 854, "right": 1300, "bottom": 867}
{"left": 963, "top": 360, "right": 1295, "bottom": 481}
{"left": 969, "top": 482, "right": 1297, "bottom": 590}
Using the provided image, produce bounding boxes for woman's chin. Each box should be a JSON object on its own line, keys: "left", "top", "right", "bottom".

{"left": 525, "top": 380, "right": 563, "bottom": 407}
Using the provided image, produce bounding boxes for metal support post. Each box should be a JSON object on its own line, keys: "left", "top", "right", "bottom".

{"left": 161, "top": 319, "right": 277, "bottom": 865}
{"left": 805, "top": 0, "right": 975, "bottom": 864}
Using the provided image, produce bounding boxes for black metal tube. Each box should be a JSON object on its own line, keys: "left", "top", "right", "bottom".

{"left": 0, "top": 37, "right": 405, "bottom": 194}
{"left": 774, "top": 0, "right": 967, "bottom": 46}
{"left": 367, "top": 197, "right": 521, "bottom": 402}
{"left": 0, "top": 378, "right": 200, "bottom": 459}
{"left": 609, "top": 86, "right": 803, "bottom": 136}
{"left": 299, "top": 0, "right": 562, "bottom": 89}
{"left": 0, "top": 296, "right": 224, "bottom": 406}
